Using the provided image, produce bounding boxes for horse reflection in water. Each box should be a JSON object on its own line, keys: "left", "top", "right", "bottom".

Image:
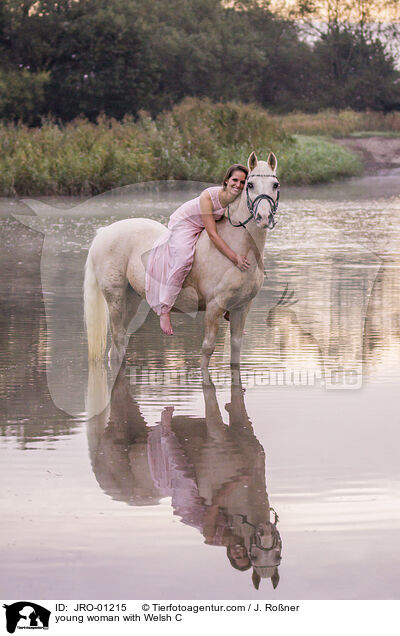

{"left": 87, "top": 365, "right": 282, "bottom": 589}
{"left": 266, "top": 285, "right": 325, "bottom": 381}
{"left": 363, "top": 261, "right": 400, "bottom": 380}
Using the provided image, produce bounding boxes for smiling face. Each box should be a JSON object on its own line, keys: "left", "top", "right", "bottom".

{"left": 224, "top": 169, "right": 247, "bottom": 199}
{"left": 228, "top": 543, "right": 251, "bottom": 570}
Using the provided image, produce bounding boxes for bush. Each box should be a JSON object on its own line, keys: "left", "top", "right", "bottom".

{"left": 0, "top": 116, "right": 156, "bottom": 196}
{"left": 0, "top": 99, "right": 363, "bottom": 195}
{"left": 138, "top": 98, "right": 292, "bottom": 181}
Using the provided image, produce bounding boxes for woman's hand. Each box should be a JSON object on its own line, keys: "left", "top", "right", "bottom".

{"left": 200, "top": 191, "right": 251, "bottom": 271}
{"left": 235, "top": 254, "right": 250, "bottom": 271}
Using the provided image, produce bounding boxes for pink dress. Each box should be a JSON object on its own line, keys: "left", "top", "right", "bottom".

{"left": 147, "top": 424, "right": 227, "bottom": 544}
{"left": 145, "top": 186, "right": 225, "bottom": 315}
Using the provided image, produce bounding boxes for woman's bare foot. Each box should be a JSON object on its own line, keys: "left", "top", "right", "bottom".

{"left": 224, "top": 311, "right": 230, "bottom": 321}
{"left": 160, "top": 312, "right": 174, "bottom": 335}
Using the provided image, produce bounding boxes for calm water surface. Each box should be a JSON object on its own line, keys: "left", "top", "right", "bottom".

{"left": 1, "top": 174, "right": 400, "bottom": 599}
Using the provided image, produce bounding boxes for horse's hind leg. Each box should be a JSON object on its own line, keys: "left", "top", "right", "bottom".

{"left": 105, "top": 283, "right": 143, "bottom": 376}
{"left": 103, "top": 285, "right": 133, "bottom": 364}
{"left": 124, "top": 284, "right": 142, "bottom": 330}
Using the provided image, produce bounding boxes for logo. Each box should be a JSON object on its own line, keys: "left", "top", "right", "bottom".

{"left": 3, "top": 603, "right": 50, "bottom": 633}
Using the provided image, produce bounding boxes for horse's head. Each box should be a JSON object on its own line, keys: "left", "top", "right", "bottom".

{"left": 245, "top": 151, "right": 280, "bottom": 230}
{"left": 249, "top": 518, "right": 282, "bottom": 590}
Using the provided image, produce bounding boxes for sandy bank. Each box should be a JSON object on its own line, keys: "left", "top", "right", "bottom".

{"left": 334, "top": 137, "right": 400, "bottom": 173}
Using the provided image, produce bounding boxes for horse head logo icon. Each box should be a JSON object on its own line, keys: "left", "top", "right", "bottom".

{"left": 3, "top": 602, "right": 50, "bottom": 634}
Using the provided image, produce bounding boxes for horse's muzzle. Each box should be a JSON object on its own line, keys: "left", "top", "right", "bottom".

{"left": 267, "top": 213, "right": 277, "bottom": 230}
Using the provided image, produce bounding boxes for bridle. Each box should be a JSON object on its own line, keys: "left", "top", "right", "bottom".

{"left": 226, "top": 175, "right": 280, "bottom": 230}
{"left": 232, "top": 509, "right": 282, "bottom": 567}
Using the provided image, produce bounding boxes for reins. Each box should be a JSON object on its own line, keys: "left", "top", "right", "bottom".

{"left": 231, "top": 511, "right": 282, "bottom": 566}
{"left": 226, "top": 174, "right": 280, "bottom": 229}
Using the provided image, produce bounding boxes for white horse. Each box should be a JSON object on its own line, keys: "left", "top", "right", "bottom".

{"left": 84, "top": 151, "right": 279, "bottom": 368}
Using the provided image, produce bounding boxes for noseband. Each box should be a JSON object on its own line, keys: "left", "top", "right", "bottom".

{"left": 232, "top": 510, "right": 282, "bottom": 567}
{"left": 227, "top": 175, "right": 280, "bottom": 230}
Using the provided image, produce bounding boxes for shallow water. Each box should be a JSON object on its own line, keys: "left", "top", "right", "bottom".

{"left": 1, "top": 174, "right": 400, "bottom": 600}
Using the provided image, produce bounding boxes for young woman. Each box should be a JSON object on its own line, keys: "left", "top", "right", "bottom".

{"left": 145, "top": 164, "right": 250, "bottom": 335}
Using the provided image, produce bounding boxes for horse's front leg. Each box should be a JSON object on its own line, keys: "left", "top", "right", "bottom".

{"left": 202, "top": 378, "right": 231, "bottom": 442}
{"left": 230, "top": 302, "right": 252, "bottom": 367}
{"left": 201, "top": 300, "right": 224, "bottom": 370}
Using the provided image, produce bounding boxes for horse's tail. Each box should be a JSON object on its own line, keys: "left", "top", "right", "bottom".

{"left": 86, "top": 361, "right": 109, "bottom": 419}
{"left": 84, "top": 248, "right": 108, "bottom": 361}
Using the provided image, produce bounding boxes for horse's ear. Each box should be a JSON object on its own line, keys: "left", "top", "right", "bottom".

{"left": 247, "top": 152, "right": 258, "bottom": 172}
{"left": 271, "top": 567, "right": 280, "bottom": 589}
{"left": 252, "top": 569, "right": 261, "bottom": 590}
{"left": 267, "top": 152, "right": 278, "bottom": 173}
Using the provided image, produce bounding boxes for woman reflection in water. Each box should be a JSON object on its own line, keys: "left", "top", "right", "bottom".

{"left": 148, "top": 407, "right": 252, "bottom": 568}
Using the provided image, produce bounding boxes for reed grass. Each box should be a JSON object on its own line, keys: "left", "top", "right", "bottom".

{"left": 0, "top": 99, "right": 364, "bottom": 195}
{"left": 272, "top": 109, "right": 400, "bottom": 136}
{"left": 279, "top": 135, "right": 363, "bottom": 184}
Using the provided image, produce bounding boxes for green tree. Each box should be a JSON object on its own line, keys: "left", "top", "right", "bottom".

{"left": 138, "top": 0, "right": 306, "bottom": 111}
{"left": 46, "top": 0, "right": 159, "bottom": 120}
{"left": 0, "top": 69, "right": 50, "bottom": 123}
{"left": 293, "top": 0, "right": 400, "bottom": 110}
{"left": 0, "top": 0, "right": 160, "bottom": 120}
{"left": 313, "top": 30, "right": 399, "bottom": 109}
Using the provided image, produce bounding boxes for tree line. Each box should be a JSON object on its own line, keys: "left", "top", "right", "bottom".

{"left": 0, "top": 0, "right": 399, "bottom": 124}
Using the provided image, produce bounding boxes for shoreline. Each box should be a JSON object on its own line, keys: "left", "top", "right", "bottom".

{"left": 333, "top": 136, "right": 400, "bottom": 174}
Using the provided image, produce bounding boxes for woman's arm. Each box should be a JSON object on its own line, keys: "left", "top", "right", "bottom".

{"left": 200, "top": 191, "right": 250, "bottom": 271}
{"left": 203, "top": 476, "right": 249, "bottom": 543}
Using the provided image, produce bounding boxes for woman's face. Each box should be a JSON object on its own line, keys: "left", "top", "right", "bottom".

{"left": 229, "top": 544, "right": 250, "bottom": 568}
{"left": 225, "top": 170, "right": 247, "bottom": 197}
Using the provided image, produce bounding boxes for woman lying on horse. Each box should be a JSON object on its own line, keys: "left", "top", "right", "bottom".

{"left": 145, "top": 164, "right": 251, "bottom": 335}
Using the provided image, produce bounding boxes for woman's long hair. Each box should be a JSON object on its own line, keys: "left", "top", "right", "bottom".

{"left": 222, "top": 164, "right": 248, "bottom": 189}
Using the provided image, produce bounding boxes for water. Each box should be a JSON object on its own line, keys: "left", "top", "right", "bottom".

{"left": 1, "top": 174, "right": 400, "bottom": 600}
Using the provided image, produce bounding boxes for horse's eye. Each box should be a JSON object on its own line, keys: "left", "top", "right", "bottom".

{"left": 273, "top": 182, "right": 280, "bottom": 189}
{"left": 247, "top": 182, "right": 254, "bottom": 189}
